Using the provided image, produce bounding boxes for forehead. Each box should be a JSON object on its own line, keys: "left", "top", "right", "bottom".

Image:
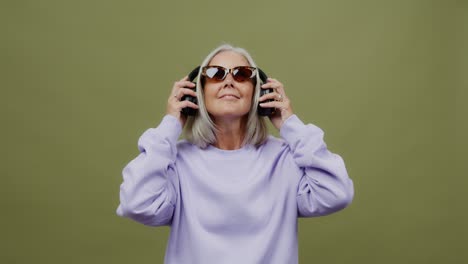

{"left": 208, "top": 51, "right": 250, "bottom": 67}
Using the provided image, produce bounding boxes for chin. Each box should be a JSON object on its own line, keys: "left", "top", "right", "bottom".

{"left": 208, "top": 104, "right": 251, "bottom": 119}
{"left": 211, "top": 111, "right": 250, "bottom": 120}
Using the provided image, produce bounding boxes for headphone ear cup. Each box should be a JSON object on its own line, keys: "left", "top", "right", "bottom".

{"left": 188, "top": 66, "right": 200, "bottom": 81}
{"left": 257, "top": 68, "right": 275, "bottom": 116}
{"left": 258, "top": 68, "right": 268, "bottom": 83}
{"left": 181, "top": 66, "right": 200, "bottom": 116}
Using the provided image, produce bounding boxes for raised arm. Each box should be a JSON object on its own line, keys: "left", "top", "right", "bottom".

{"left": 281, "top": 115, "right": 354, "bottom": 217}
{"left": 116, "top": 115, "right": 181, "bottom": 226}
{"left": 259, "top": 78, "right": 354, "bottom": 217}
{"left": 117, "top": 76, "right": 199, "bottom": 225}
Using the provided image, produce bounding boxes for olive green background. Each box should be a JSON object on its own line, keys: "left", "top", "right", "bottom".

{"left": 2, "top": 0, "right": 466, "bottom": 263}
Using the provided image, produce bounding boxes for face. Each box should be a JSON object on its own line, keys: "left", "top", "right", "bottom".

{"left": 203, "top": 51, "right": 255, "bottom": 121}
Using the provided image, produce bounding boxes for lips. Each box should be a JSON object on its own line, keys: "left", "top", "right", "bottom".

{"left": 219, "top": 94, "right": 240, "bottom": 99}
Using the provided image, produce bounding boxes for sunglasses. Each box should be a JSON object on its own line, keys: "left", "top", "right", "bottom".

{"left": 201, "top": 65, "right": 257, "bottom": 82}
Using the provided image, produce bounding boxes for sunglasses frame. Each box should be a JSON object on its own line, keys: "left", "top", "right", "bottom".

{"left": 201, "top": 65, "right": 257, "bottom": 82}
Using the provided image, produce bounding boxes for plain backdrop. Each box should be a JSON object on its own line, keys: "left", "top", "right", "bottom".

{"left": 2, "top": 0, "right": 467, "bottom": 263}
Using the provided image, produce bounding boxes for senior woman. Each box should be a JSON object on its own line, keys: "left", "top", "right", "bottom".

{"left": 117, "top": 44, "right": 354, "bottom": 264}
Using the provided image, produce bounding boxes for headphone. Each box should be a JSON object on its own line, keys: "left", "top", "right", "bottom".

{"left": 181, "top": 66, "right": 274, "bottom": 116}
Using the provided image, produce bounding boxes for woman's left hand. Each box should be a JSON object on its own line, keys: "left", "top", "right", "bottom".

{"left": 259, "top": 78, "right": 293, "bottom": 130}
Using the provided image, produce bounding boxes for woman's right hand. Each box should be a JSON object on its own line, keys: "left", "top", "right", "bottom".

{"left": 166, "top": 76, "right": 198, "bottom": 127}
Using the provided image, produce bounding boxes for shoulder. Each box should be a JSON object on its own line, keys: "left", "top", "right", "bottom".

{"left": 176, "top": 139, "right": 197, "bottom": 152}
{"left": 258, "top": 135, "right": 290, "bottom": 156}
{"left": 264, "top": 135, "right": 286, "bottom": 147}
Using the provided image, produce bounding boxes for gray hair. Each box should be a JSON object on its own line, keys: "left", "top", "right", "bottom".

{"left": 183, "top": 44, "right": 268, "bottom": 148}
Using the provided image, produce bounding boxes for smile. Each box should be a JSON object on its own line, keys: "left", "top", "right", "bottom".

{"left": 219, "top": 94, "right": 240, "bottom": 99}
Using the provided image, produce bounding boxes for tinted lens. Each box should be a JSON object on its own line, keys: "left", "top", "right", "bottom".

{"left": 203, "top": 66, "right": 256, "bottom": 82}
{"left": 232, "top": 67, "right": 255, "bottom": 82}
{"left": 205, "top": 66, "right": 227, "bottom": 81}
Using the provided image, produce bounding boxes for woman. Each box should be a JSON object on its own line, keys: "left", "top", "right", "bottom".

{"left": 117, "top": 44, "right": 354, "bottom": 264}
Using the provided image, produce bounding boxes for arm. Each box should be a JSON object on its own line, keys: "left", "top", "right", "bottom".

{"left": 116, "top": 115, "right": 181, "bottom": 226}
{"left": 280, "top": 115, "right": 354, "bottom": 217}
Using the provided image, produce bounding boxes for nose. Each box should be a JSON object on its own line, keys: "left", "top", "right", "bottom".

{"left": 223, "top": 72, "right": 235, "bottom": 88}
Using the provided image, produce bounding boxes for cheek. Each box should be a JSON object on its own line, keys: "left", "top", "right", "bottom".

{"left": 202, "top": 89, "right": 220, "bottom": 114}
{"left": 244, "top": 85, "right": 255, "bottom": 103}
{"left": 202, "top": 85, "right": 216, "bottom": 100}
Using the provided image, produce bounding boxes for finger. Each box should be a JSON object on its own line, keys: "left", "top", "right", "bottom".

{"left": 259, "top": 101, "right": 292, "bottom": 119}
{"left": 174, "top": 80, "right": 196, "bottom": 89}
{"left": 171, "top": 80, "right": 196, "bottom": 99}
{"left": 259, "top": 91, "right": 285, "bottom": 102}
{"left": 263, "top": 78, "right": 286, "bottom": 94}
{"left": 265, "top": 78, "right": 281, "bottom": 84}
{"left": 275, "top": 84, "right": 286, "bottom": 95}
{"left": 259, "top": 100, "right": 284, "bottom": 109}
{"left": 167, "top": 97, "right": 199, "bottom": 115}
{"left": 261, "top": 82, "right": 284, "bottom": 91}
{"left": 171, "top": 76, "right": 189, "bottom": 91}
{"left": 173, "top": 87, "right": 198, "bottom": 100}
{"left": 261, "top": 81, "right": 281, "bottom": 89}
{"left": 177, "top": 100, "right": 199, "bottom": 110}
{"left": 276, "top": 93, "right": 284, "bottom": 101}
{"left": 267, "top": 77, "right": 281, "bottom": 83}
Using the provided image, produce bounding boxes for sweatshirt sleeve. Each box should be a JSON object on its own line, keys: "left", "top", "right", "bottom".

{"left": 116, "top": 115, "right": 182, "bottom": 226}
{"left": 280, "top": 115, "right": 354, "bottom": 217}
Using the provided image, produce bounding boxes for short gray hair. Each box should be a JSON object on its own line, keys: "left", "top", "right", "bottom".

{"left": 184, "top": 44, "right": 268, "bottom": 148}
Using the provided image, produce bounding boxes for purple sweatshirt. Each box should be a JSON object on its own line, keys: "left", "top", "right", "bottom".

{"left": 117, "top": 114, "right": 354, "bottom": 264}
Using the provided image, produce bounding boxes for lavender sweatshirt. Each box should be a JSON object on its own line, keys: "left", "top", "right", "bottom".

{"left": 117, "top": 114, "right": 354, "bottom": 264}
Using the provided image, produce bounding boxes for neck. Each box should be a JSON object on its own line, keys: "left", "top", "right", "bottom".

{"left": 212, "top": 116, "right": 248, "bottom": 150}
